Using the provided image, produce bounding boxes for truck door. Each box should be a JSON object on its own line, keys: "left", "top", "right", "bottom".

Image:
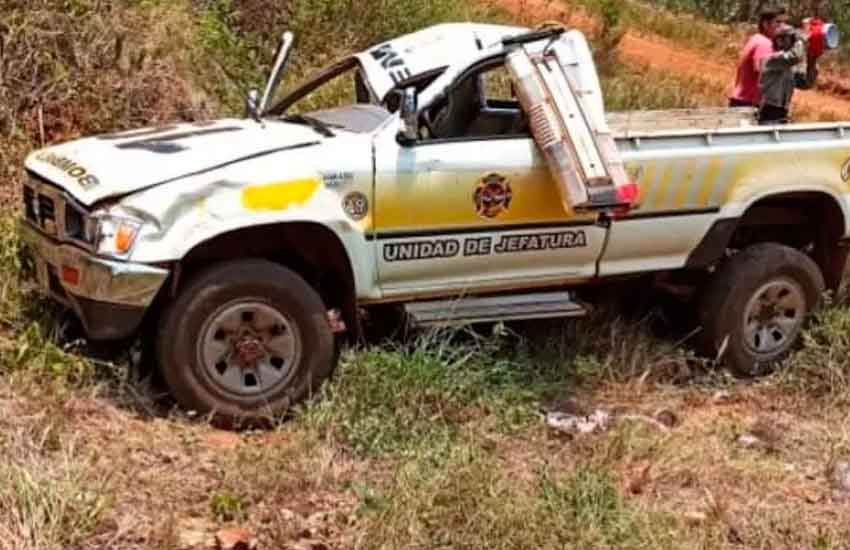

{"left": 372, "top": 61, "right": 608, "bottom": 298}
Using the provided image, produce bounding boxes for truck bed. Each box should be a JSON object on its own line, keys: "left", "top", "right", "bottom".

{"left": 607, "top": 108, "right": 850, "bottom": 154}
{"left": 607, "top": 107, "right": 757, "bottom": 135}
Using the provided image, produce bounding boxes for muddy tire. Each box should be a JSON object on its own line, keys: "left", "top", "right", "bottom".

{"left": 699, "top": 243, "right": 824, "bottom": 376}
{"left": 157, "top": 259, "right": 335, "bottom": 421}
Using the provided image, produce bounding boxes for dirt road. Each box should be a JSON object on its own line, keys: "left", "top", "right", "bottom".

{"left": 492, "top": 0, "right": 850, "bottom": 119}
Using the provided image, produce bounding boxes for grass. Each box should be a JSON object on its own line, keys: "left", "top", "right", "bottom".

{"left": 780, "top": 304, "right": 850, "bottom": 401}
{"left": 573, "top": 0, "right": 736, "bottom": 54}
{"left": 573, "top": 0, "right": 850, "bottom": 64}
{"left": 3, "top": 207, "right": 850, "bottom": 548}
{"left": 210, "top": 492, "right": 248, "bottom": 522}
{"left": 548, "top": 0, "right": 729, "bottom": 113}
{"left": 601, "top": 60, "right": 726, "bottom": 111}
{"left": 0, "top": 450, "right": 111, "bottom": 550}
{"left": 0, "top": 380, "right": 113, "bottom": 550}
{"left": 353, "top": 449, "right": 682, "bottom": 550}
{"left": 299, "top": 330, "right": 548, "bottom": 457}
{"left": 625, "top": 0, "right": 850, "bottom": 62}
{"left": 196, "top": 0, "right": 506, "bottom": 112}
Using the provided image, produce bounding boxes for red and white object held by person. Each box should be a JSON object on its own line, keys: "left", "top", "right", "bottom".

{"left": 802, "top": 18, "right": 840, "bottom": 59}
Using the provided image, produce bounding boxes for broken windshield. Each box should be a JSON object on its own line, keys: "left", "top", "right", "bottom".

{"left": 268, "top": 58, "right": 377, "bottom": 118}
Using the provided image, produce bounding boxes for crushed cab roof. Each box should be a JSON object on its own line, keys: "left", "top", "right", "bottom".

{"left": 355, "top": 23, "right": 530, "bottom": 101}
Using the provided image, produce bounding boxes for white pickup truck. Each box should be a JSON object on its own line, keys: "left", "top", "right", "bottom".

{"left": 20, "top": 24, "right": 850, "bottom": 420}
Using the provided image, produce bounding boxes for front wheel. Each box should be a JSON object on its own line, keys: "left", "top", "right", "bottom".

{"left": 157, "top": 259, "right": 336, "bottom": 421}
{"left": 699, "top": 243, "right": 825, "bottom": 376}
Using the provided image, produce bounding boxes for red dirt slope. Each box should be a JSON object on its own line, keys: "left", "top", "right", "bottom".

{"left": 492, "top": 0, "right": 850, "bottom": 120}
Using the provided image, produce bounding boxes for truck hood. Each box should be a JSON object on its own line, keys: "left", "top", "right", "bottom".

{"left": 25, "top": 118, "right": 323, "bottom": 207}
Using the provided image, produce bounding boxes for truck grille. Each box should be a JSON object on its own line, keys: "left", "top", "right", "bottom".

{"left": 22, "top": 173, "right": 93, "bottom": 247}
{"left": 38, "top": 195, "right": 56, "bottom": 225}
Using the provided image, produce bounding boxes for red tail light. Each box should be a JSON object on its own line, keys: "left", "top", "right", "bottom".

{"left": 61, "top": 266, "right": 80, "bottom": 286}
{"left": 608, "top": 182, "right": 640, "bottom": 218}
{"left": 616, "top": 181, "right": 640, "bottom": 206}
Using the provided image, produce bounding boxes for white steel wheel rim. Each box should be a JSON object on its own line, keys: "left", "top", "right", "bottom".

{"left": 197, "top": 301, "right": 301, "bottom": 398}
{"left": 741, "top": 278, "right": 806, "bottom": 358}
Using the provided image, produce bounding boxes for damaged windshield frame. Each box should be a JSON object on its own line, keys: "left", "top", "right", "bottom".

{"left": 266, "top": 57, "right": 375, "bottom": 117}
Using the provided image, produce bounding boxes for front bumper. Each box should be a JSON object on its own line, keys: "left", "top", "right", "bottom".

{"left": 19, "top": 220, "right": 170, "bottom": 340}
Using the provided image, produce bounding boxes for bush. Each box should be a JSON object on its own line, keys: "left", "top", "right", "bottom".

{"left": 195, "top": 0, "right": 502, "bottom": 111}
{"left": 648, "top": 0, "right": 850, "bottom": 58}
{"left": 783, "top": 306, "right": 850, "bottom": 399}
{"left": 0, "top": 0, "right": 215, "bottom": 210}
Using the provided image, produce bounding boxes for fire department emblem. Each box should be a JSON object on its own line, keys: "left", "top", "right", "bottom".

{"left": 474, "top": 173, "right": 512, "bottom": 219}
{"left": 342, "top": 191, "right": 369, "bottom": 221}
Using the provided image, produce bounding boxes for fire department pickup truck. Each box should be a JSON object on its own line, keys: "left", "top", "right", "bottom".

{"left": 19, "top": 24, "right": 850, "bottom": 420}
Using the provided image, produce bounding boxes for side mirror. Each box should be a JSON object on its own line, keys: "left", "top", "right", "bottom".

{"left": 245, "top": 89, "right": 261, "bottom": 122}
{"left": 395, "top": 86, "right": 418, "bottom": 146}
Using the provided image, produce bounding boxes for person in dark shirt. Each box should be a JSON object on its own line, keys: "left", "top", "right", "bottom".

{"left": 758, "top": 24, "right": 819, "bottom": 124}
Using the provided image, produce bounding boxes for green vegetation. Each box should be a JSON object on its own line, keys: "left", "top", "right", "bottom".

{"left": 301, "top": 334, "right": 543, "bottom": 457}
{"left": 781, "top": 304, "right": 850, "bottom": 400}
{"left": 0, "top": 218, "right": 94, "bottom": 385}
{"left": 355, "top": 453, "right": 682, "bottom": 550}
{"left": 601, "top": 61, "right": 726, "bottom": 111}
{"left": 635, "top": 0, "right": 850, "bottom": 59}
{"left": 300, "top": 306, "right": 694, "bottom": 457}
{"left": 210, "top": 492, "right": 248, "bottom": 522}
{"left": 0, "top": 452, "right": 111, "bottom": 549}
{"left": 574, "top": 0, "right": 734, "bottom": 52}
{"left": 646, "top": 0, "right": 843, "bottom": 26}
{"left": 570, "top": 0, "right": 729, "bottom": 111}
{"left": 196, "top": 0, "right": 504, "bottom": 111}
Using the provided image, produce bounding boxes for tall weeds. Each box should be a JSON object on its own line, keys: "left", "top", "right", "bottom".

{"left": 196, "top": 0, "right": 503, "bottom": 110}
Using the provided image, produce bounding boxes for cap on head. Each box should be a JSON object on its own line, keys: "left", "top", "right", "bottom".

{"left": 774, "top": 23, "right": 795, "bottom": 38}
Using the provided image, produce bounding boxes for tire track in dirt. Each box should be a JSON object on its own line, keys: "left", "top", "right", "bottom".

{"left": 492, "top": 0, "right": 850, "bottom": 119}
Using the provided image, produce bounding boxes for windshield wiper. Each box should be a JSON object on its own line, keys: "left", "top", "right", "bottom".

{"left": 282, "top": 114, "right": 337, "bottom": 138}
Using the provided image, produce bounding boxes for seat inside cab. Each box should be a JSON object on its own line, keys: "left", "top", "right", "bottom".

{"left": 423, "top": 61, "right": 530, "bottom": 140}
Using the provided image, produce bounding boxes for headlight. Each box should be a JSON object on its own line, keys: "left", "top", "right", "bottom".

{"left": 93, "top": 214, "right": 143, "bottom": 258}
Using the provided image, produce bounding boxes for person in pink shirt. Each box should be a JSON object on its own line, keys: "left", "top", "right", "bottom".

{"left": 729, "top": 6, "right": 787, "bottom": 108}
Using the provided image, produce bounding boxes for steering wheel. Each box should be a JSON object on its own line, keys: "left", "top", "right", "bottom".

{"left": 421, "top": 104, "right": 439, "bottom": 139}
{"left": 420, "top": 94, "right": 452, "bottom": 139}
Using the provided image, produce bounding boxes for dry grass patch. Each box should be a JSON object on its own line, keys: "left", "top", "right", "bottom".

{"left": 0, "top": 388, "right": 111, "bottom": 550}
{"left": 569, "top": 383, "right": 850, "bottom": 549}
{"left": 2, "top": 303, "right": 850, "bottom": 549}
{"left": 0, "top": 1, "right": 214, "bottom": 209}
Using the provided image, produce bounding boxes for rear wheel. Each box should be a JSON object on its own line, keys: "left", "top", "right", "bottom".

{"left": 157, "top": 259, "right": 336, "bottom": 421}
{"left": 699, "top": 243, "right": 824, "bottom": 376}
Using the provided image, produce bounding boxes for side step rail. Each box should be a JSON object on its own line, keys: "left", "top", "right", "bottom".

{"left": 405, "top": 291, "right": 587, "bottom": 328}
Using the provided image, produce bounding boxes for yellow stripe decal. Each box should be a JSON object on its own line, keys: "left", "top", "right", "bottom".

{"left": 696, "top": 158, "right": 723, "bottom": 207}
{"left": 639, "top": 161, "right": 661, "bottom": 209}
{"left": 685, "top": 159, "right": 711, "bottom": 208}
{"left": 707, "top": 159, "right": 736, "bottom": 206}
{"left": 658, "top": 161, "right": 688, "bottom": 209}
{"left": 241, "top": 178, "right": 321, "bottom": 211}
{"left": 649, "top": 162, "right": 675, "bottom": 209}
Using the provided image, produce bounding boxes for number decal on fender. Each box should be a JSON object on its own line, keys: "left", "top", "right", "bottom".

{"left": 342, "top": 192, "right": 369, "bottom": 221}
